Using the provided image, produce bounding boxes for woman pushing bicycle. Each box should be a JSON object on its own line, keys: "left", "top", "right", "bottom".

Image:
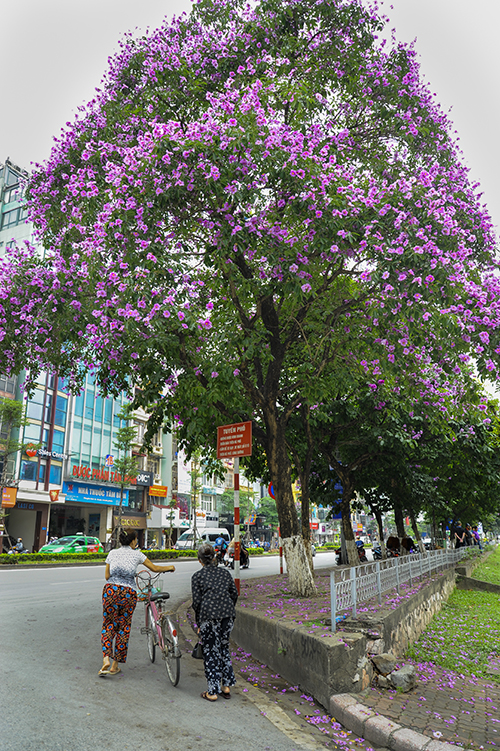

{"left": 99, "top": 529, "right": 175, "bottom": 677}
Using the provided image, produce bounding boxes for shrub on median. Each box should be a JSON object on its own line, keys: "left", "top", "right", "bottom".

{"left": 0, "top": 548, "right": 199, "bottom": 565}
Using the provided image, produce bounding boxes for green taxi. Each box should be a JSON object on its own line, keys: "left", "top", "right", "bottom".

{"left": 39, "top": 534, "right": 104, "bottom": 554}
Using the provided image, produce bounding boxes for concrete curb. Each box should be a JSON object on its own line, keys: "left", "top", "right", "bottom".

{"left": 330, "top": 695, "right": 463, "bottom": 751}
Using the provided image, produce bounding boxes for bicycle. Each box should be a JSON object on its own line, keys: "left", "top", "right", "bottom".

{"left": 136, "top": 570, "right": 181, "bottom": 686}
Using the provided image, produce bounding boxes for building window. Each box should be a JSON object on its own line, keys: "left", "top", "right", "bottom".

{"left": 104, "top": 399, "right": 112, "bottom": 425}
{"left": 0, "top": 375, "right": 15, "bottom": 393}
{"left": 1, "top": 208, "right": 20, "bottom": 228}
{"left": 26, "top": 389, "right": 45, "bottom": 421}
{"left": 74, "top": 394, "right": 84, "bottom": 417}
{"left": 49, "top": 464, "right": 62, "bottom": 484}
{"left": 94, "top": 396, "right": 103, "bottom": 423}
{"left": 20, "top": 460, "right": 37, "bottom": 481}
{"left": 52, "top": 429, "right": 65, "bottom": 453}
{"left": 134, "top": 421, "right": 146, "bottom": 444}
{"left": 85, "top": 392, "right": 94, "bottom": 420}
{"left": 147, "top": 457, "right": 160, "bottom": 476}
{"left": 54, "top": 396, "right": 68, "bottom": 427}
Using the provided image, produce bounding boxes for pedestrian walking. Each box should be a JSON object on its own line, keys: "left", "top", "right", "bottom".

{"left": 99, "top": 529, "right": 175, "bottom": 677}
{"left": 454, "top": 521, "right": 466, "bottom": 549}
{"left": 465, "top": 524, "right": 473, "bottom": 546}
{"left": 472, "top": 525, "right": 482, "bottom": 551}
{"left": 191, "top": 543, "right": 238, "bottom": 702}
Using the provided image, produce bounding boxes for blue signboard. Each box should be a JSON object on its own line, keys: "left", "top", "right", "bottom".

{"left": 62, "top": 481, "right": 129, "bottom": 507}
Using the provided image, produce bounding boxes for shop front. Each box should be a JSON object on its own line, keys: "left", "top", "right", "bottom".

{"left": 147, "top": 505, "right": 190, "bottom": 549}
{"left": 48, "top": 480, "right": 132, "bottom": 544}
{"left": 3, "top": 498, "right": 50, "bottom": 552}
{"left": 1, "top": 482, "right": 62, "bottom": 552}
{"left": 112, "top": 513, "right": 148, "bottom": 547}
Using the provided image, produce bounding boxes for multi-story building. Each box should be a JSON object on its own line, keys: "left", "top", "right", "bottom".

{"left": 0, "top": 157, "right": 31, "bottom": 258}
{"left": 0, "top": 157, "right": 172, "bottom": 551}
{"left": 7, "top": 371, "right": 174, "bottom": 551}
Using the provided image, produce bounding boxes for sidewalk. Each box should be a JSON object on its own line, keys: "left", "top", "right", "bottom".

{"left": 176, "top": 596, "right": 500, "bottom": 751}
{"left": 332, "top": 663, "right": 500, "bottom": 751}
{"left": 177, "top": 559, "right": 499, "bottom": 751}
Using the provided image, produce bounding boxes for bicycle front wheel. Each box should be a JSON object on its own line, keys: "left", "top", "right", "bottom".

{"left": 161, "top": 616, "right": 180, "bottom": 686}
{"left": 147, "top": 606, "right": 156, "bottom": 663}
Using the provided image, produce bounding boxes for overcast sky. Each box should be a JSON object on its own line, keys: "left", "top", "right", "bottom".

{"left": 2, "top": 0, "right": 499, "bottom": 236}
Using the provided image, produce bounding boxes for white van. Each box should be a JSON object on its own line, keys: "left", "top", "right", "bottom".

{"left": 174, "top": 527, "right": 230, "bottom": 551}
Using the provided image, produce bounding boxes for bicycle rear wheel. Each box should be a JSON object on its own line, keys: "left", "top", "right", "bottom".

{"left": 147, "top": 606, "right": 156, "bottom": 663}
{"left": 161, "top": 616, "right": 180, "bottom": 686}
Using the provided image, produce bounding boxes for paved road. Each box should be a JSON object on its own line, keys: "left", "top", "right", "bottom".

{"left": 0, "top": 553, "right": 339, "bottom": 751}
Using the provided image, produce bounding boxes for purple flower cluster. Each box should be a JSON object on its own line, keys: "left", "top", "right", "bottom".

{"left": 0, "top": 0, "right": 498, "bottom": 419}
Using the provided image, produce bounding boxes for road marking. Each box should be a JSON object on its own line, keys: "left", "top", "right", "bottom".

{"left": 241, "top": 683, "right": 327, "bottom": 751}
{"left": 49, "top": 579, "right": 97, "bottom": 585}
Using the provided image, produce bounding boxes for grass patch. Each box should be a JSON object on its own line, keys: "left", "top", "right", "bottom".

{"left": 406, "top": 586, "right": 500, "bottom": 682}
{"left": 472, "top": 545, "right": 500, "bottom": 585}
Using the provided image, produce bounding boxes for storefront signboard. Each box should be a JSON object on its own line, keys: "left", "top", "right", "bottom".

{"left": 136, "top": 471, "right": 154, "bottom": 487}
{"left": 71, "top": 464, "right": 137, "bottom": 484}
{"left": 1, "top": 487, "right": 17, "bottom": 508}
{"left": 113, "top": 515, "right": 146, "bottom": 529}
{"left": 149, "top": 485, "right": 168, "bottom": 497}
{"left": 62, "top": 481, "right": 129, "bottom": 507}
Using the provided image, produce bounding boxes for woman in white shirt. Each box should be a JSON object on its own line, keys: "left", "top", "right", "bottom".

{"left": 99, "top": 529, "right": 175, "bottom": 676}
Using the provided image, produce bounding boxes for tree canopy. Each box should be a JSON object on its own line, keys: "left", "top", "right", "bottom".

{"left": 0, "top": 0, "right": 499, "bottom": 592}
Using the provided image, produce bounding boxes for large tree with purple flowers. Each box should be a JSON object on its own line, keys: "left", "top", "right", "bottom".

{"left": 1, "top": 0, "right": 499, "bottom": 594}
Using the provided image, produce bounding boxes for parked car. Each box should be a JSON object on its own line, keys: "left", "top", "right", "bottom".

{"left": 39, "top": 534, "right": 103, "bottom": 554}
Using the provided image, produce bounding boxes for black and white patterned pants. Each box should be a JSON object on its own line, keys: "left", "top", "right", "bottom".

{"left": 199, "top": 617, "right": 236, "bottom": 695}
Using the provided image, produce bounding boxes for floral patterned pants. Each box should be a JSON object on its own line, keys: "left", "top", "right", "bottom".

{"left": 199, "top": 617, "right": 236, "bottom": 695}
{"left": 101, "top": 583, "right": 138, "bottom": 663}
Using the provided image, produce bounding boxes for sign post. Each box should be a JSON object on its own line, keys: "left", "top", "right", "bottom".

{"left": 217, "top": 421, "right": 252, "bottom": 594}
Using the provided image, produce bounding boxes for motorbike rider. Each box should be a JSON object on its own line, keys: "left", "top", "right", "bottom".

{"left": 11, "top": 538, "right": 27, "bottom": 554}
{"left": 227, "top": 537, "right": 249, "bottom": 568}
{"left": 214, "top": 536, "right": 229, "bottom": 564}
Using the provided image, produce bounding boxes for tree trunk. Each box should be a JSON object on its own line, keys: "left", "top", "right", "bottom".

{"left": 409, "top": 509, "right": 424, "bottom": 553}
{"left": 394, "top": 503, "right": 405, "bottom": 540}
{"left": 339, "top": 484, "right": 358, "bottom": 566}
{"left": 299, "top": 405, "right": 314, "bottom": 571}
{"left": 265, "top": 407, "right": 315, "bottom": 596}
{"left": 372, "top": 507, "right": 386, "bottom": 558}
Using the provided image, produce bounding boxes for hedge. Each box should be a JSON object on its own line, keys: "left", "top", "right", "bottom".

{"left": 0, "top": 546, "right": 268, "bottom": 565}
{"left": 0, "top": 548, "right": 199, "bottom": 565}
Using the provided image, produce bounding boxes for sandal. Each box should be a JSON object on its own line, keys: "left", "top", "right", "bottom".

{"left": 201, "top": 691, "right": 217, "bottom": 702}
{"left": 108, "top": 667, "right": 121, "bottom": 676}
{"left": 220, "top": 690, "right": 231, "bottom": 699}
{"left": 98, "top": 668, "right": 109, "bottom": 676}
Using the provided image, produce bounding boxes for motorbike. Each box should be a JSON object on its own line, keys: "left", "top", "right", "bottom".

{"left": 214, "top": 539, "right": 230, "bottom": 566}
{"left": 226, "top": 541, "right": 250, "bottom": 569}
{"left": 372, "top": 545, "right": 383, "bottom": 560}
{"left": 335, "top": 540, "right": 367, "bottom": 565}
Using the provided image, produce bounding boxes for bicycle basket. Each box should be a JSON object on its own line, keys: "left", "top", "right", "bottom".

{"left": 136, "top": 571, "right": 163, "bottom": 599}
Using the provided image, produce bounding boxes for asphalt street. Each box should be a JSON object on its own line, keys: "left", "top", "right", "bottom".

{"left": 0, "top": 552, "right": 341, "bottom": 751}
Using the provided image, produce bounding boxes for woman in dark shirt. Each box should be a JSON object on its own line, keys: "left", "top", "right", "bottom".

{"left": 191, "top": 543, "right": 238, "bottom": 702}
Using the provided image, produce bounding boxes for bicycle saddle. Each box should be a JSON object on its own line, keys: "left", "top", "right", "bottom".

{"left": 150, "top": 592, "right": 170, "bottom": 601}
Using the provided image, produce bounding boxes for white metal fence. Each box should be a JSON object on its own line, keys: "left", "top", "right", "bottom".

{"left": 330, "top": 547, "right": 470, "bottom": 632}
